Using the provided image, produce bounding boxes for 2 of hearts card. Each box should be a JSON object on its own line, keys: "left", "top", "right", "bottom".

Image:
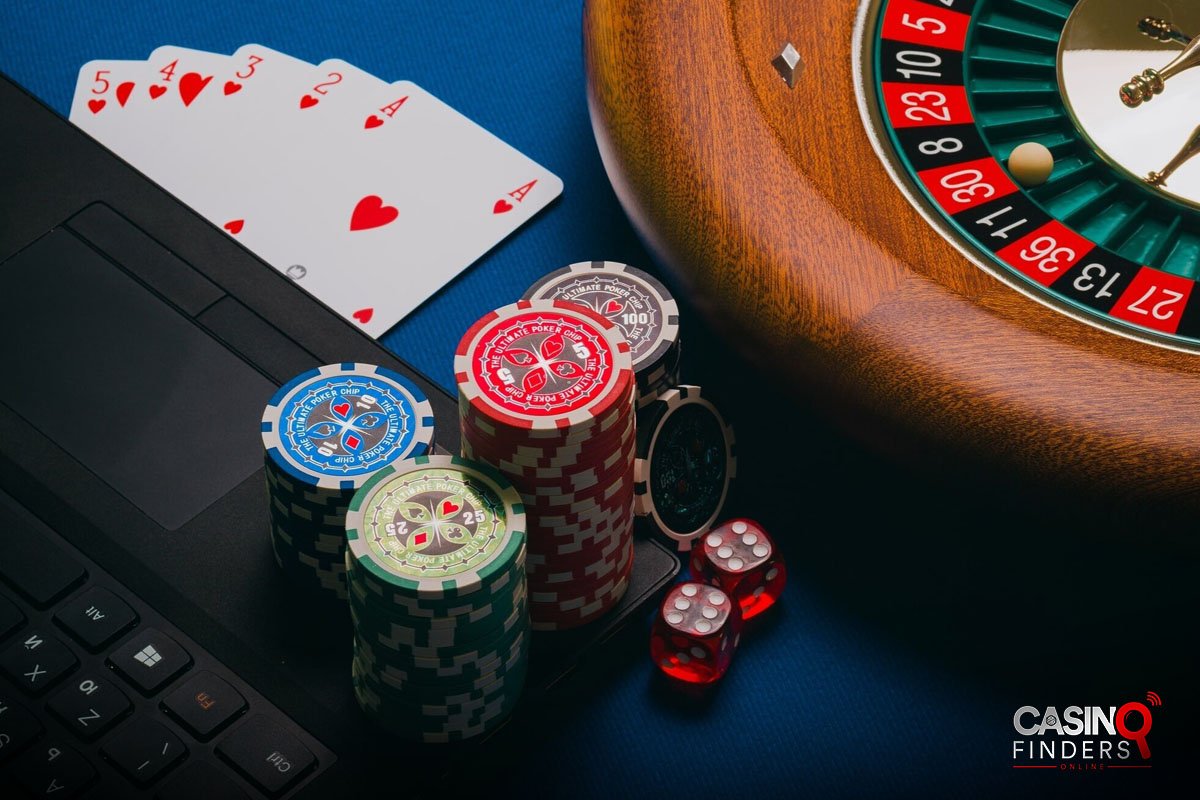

{"left": 70, "top": 44, "right": 563, "bottom": 337}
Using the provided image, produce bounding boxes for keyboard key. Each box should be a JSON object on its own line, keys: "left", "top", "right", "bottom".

{"left": 217, "top": 715, "right": 315, "bottom": 797}
{"left": 162, "top": 670, "right": 246, "bottom": 741}
{"left": 0, "top": 594, "right": 23, "bottom": 641}
{"left": 109, "top": 627, "right": 191, "bottom": 695}
{"left": 0, "top": 693, "right": 43, "bottom": 764}
{"left": 54, "top": 586, "right": 137, "bottom": 651}
{"left": 48, "top": 673, "right": 132, "bottom": 741}
{"left": 0, "top": 522, "right": 86, "bottom": 607}
{"left": 154, "top": 760, "right": 250, "bottom": 800}
{"left": 0, "top": 631, "right": 77, "bottom": 695}
{"left": 12, "top": 741, "right": 95, "bottom": 798}
{"left": 101, "top": 718, "right": 187, "bottom": 787}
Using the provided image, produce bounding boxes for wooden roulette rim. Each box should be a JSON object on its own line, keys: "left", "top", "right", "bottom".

{"left": 583, "top": 0, "right": 1200, "bottom": 510}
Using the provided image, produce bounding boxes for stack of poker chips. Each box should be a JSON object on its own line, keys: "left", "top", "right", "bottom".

{"left": 345, "top": 456, "right": 529, "bottom": 742}
{"left": 260, "top": 363, "right": 436, "bottom": 600}
{"left": 456, "top": 299, "right": 637, "bottom": 630}
{"left": 523, "top": 260, "right": 681, "bottom": 407}
{"left": 633, "top": 385, "right": 736, "bottom": 551}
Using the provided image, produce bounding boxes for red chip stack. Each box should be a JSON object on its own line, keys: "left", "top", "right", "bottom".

{"left": 455, "top": 299, "right": 636, "bottom": 630}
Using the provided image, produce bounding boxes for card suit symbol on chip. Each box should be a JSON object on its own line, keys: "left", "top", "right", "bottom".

{"left": 332, "top": 401, "right": 352, "bottom": 418}
{"left": 352, "top": 307, "right": 374, "bottom": 324}
{"left": 223, "top": 219, "right": 244, "bottom": 235}
{"left": 224, "top": 80, "right": 242, "bottom": 95}
{"left": 493, "top": 199, "right": 514, "bottom": 214}
{"left": 440, "top": 500, "right": 461, "bottom": 516}
{"left": 603, "top": 299, "right": 623, "bottom": 315}
{"left": 115, "top": 81, "right": 134, "bottom": 106}
{"left": 364, "top": 114, "right": 383, "bottom": 129}
{"left": 349, "top": 195, "right": 398, "bottom": 231}
{"left": 178, "top": 72, "right": 213, "bottom": 107}
{"left": 149, "top": 84, "right": 167, "bottom": 100}
{"left": 87, "top": 99, "right": 106, "bottom": 114}
{"left": 300, "top": 94, "right": 319, "bottom": 109}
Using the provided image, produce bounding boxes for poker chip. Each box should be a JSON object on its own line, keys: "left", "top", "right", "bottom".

{"left": 455, "top": 299, "right": 637, "bottom": 629}
{"left": 523, "top": 260, "right": 682, "bottom": 406}
{"left": 634, "top": 385, "right": 736, "bottom": 551}
{"left": 260, "top": 363, "right": 436, "bottom": 600}
{"left": 344, "top": 454, "right": 529, "bottom": 741}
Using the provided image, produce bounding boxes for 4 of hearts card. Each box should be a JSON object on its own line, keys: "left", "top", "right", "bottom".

{"left": 69, "top": 44, "right": 563, "bottom": 337}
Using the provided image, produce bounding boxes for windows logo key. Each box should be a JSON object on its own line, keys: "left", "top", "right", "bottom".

{"left": 134, "top": 644, "right": 162, "bottom": 668}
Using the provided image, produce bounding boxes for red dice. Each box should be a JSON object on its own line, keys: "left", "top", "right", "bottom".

{"left": 689, "top": 518, "right": 786, "bottom": 620}
{"left": 650, "top": 582, "right": 742, "bottom": 684}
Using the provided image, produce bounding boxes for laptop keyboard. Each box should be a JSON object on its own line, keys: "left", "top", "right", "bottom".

{"left": 0, "top": 495, "right": 330, "bottom": 798}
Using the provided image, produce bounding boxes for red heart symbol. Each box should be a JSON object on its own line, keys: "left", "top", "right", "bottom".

{"left": 148, "top": 84, "right": 167, "bottom": 100}
{"left": 223, "top": 219, "right": 244, "bottom": 234}
{"left": 493, "top": 199, "right": 513, "bottom": 214}
{"left": 364, "top": 114, "right": 383, "bottom": 129}
{"left": 603, "top": 299, "right": 623, "bottom": 314}
{"left": 332, "top": 401, "right": 351, "bottom": 417}
{"left": 352, "top": 308, "right": 374, "bottom": 324}
{"left": 87, "top": 98, "right": 106, "bottom": 114}
{"left": 224, "top": 80, "right": 242, "bottom": 95}
{"left": 299, "top": 94, "right": 319, "bottom": 109}
{"left": 115, "top": 81, "right": 134, "bottom": 106}
{"left": 178, "top": 72, "right": 213, "bottom": 107}
{"left": 440, "top": 500, "right": 461, "bottom": 516}
{"left": 349, "top": 195, "right": 398, "bottom": 231}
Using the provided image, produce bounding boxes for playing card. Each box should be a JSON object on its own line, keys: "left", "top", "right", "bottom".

{"left": 230, "top": 80, "right": 563, "bottom": 336}
{"left": 71, "top": 46, "right": 563, "bottom": 338}
{"left": 199, "top": 54, "right": 390, "bottom": 243}
{"left": 70, "top": 58, "right": 147, "bottom": 123}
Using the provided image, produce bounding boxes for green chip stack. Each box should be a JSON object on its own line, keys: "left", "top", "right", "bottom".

{"left": 345, "top": 455, "right": 530, "bottom": 742}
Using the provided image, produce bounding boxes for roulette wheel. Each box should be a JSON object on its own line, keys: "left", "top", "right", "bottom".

{"left": 584, "top": 0, "right": 1200, "bottom": 509}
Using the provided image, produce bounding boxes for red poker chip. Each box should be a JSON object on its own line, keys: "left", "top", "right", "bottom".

{"left": 525, "top": 538, "right": 625, "bottom": 574}
{"left": 526, "top": 513, "right": 629, "bottom": 547}
{"left": 481, "top": 430, "right": 636, "bottom": 485}
{"left": 528, "top": 569, "right": 633, "bottom": 628}
{"left": 457, "top": 384, "right": 635, "bottom": 448}
{"left": 469, "top": 444, "right": 634, "bottom": 493}
{"left": 524, "top": 481, "right": 635, "bottom": 520}
{"left": 459, "top": 402, "right": 634, "bottom": 455}
{"left": 528, "top": 538, "right": 633, "bottom": 591}
{"left": 526, "top": 524, "right": 633, "bottom": 560}
{"left": 526, "top": 526, "right": 628, "bottom": 567}
{"left": 529, "top": 498, "right": 634, "bottom": 531}
{"left": 528, "top": 566, "right": 630, "bottom": 608}
{"left": 455, "top": 298, "right": 639, "bottom": 628}
{"left": 528, "top": 542, "right": 631, "bottom": 587}
{"left": 512, "top": 451, "right": 634, "bottom": 502}
{"left": 466, "top": 425, "right": 635, "bottom": 469}
{"left": 522, "top": 479, "right": 632, "bottom": 517}
{"left": 461, "top": 429, "right": 633, "bottom": 478}
{"left": 453, "top": 300, "right": 634, "bottom": 434}
{"left": 464, "top": 416, "right": 635, "bottom": 467}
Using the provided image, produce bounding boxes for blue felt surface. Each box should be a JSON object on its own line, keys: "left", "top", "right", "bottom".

{"left": 2, "top": 3, "right": 1193, "bottom": 797}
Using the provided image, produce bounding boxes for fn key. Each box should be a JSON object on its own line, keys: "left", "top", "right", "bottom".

{"left": 217, "top": 715, "right": 315, "bottom": 796}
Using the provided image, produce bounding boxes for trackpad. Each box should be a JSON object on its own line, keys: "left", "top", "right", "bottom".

{"left": 0, "top": 228, "right": 275, "bottom": 529}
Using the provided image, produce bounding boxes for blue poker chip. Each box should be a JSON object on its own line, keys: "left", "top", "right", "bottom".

{"left": 260, "top": 363, "right": 436, "bottom": 491}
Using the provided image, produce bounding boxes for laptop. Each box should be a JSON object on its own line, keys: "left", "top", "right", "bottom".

{"left": 0, "top": 73, "right": 677, "bottom": 797}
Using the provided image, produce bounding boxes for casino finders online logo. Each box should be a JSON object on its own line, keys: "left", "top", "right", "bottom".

{"left": 1011, "top": 692, "right": 1159, "bottom": 772}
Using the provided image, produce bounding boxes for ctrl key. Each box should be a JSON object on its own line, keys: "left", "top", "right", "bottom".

{"left": 216, "top": 715, "right": 315, "bottom": 796}
{"left": 12, "top": 742, "right": 95, "bottom": 798}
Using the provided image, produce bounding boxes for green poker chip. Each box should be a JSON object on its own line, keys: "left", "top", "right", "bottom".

{"left": 346, "top": 455, "right": 531, "bottom": 742}
{"left": 349, "top": 592, "right": 528, "bottom": 654}
{"left": 345, "top": 455, "right": 526, "bottom": 600}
